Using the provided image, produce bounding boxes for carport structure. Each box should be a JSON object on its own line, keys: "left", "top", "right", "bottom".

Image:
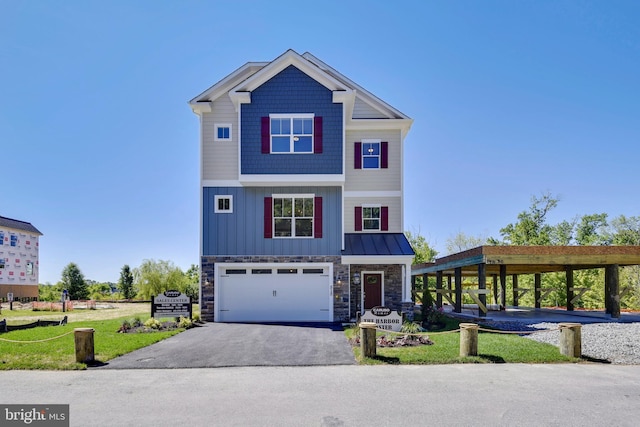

{"left": 412, "top": 246, "right": 640, "bottom": 318}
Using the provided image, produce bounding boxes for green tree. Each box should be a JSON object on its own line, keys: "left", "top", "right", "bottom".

{"left": 445, "top": 232, "right": 485, "bottom": 254}
{"left": 575, "top": 213, "right": 609, "bottom": 245}
{"left": 490, "top": 192, "right": 558, "bottom": 245}
{"left": 61, "top": 263, "right": 89, "bottom": 300}
{"left": 134, "top": 259, "right": 187, "bottom": 300}
{"left": 405, "top": 230, "right": 438, "bottom": 264}
{"left": 118, "top": 265, "right": 136, "bottom": 300}
{"left": 184, "top": 264, "right": 200, "bottom": 303}
{"left": 609, "top": 215, "right": 640, "bottom": 245}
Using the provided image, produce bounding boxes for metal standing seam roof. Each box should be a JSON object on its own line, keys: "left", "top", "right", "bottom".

{"left": 342, "top": 233, "right": 415, "bottom": 256}
{"left": 0, "top": 216, "right": 43, "bottom": 235}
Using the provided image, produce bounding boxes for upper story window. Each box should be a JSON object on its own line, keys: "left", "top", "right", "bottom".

{"left": 26, "top": 261, "right": 34, "bottom": 275}
{"left": 10, "top": 235, "right": 17, "bottom": 247}
{"left": 214, "top": 195, "right": 233, "bottom": 213}
{"left": 270, "top": 114, "right": 314, "bottom": 153}
{"left": 273, "top": 195, "right": 314, "bottom": 237}
{"left": 0, "top": 231, "right": 3, "bottom": 245}
{"left": 362, "top": 140, "right": 380, "bottom": 169}
{"left": 214, "top": 123, "right": 232, "bottom": 141}
{"left": 362, "top": 206, "right": 381, "bottom": 230}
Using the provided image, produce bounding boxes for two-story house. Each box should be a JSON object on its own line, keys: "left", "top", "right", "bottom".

{"left": 190, "top": 50, "right": 414, "bottom": 323}
{"left": 0, "top": 216, "right": 42, "bottom": 301}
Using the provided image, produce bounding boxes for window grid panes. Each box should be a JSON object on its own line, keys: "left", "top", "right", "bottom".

{"left": 273, "top": 197, "right": 314, "bottom": 237}
{"left": 271, "top": 116, "right": 313, "bottom": 153}
{"left": 363, "top": 207, "right": 381, "bottom": 230}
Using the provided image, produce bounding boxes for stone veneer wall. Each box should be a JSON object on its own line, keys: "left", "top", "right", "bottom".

{"left": 201, "top": 255, "right": 349, "bottom": 322}
{"left": 349, "top": 264, "right": 403, "bottom": 319}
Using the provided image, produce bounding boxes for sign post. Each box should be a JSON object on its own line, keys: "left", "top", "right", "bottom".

{"left": 61, "top": 289, "right": 68, "bottom": 312}
{"left": 151, "top": 290, "right": 192, "bottom": 319}
{"left": 7, "top": 293, "right": 13, "bottom": 311}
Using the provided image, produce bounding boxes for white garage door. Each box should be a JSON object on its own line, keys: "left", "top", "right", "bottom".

{"left": 216, "top": 265, "right": 333, "bottom": 322}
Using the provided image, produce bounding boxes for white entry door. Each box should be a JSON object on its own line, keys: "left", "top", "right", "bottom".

{"left": 216, "top": 265, "right": 332, "bottom": 322}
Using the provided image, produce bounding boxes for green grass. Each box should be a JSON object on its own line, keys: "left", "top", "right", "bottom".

{"left": 0, "top": 315, "right": 182, "bottom": 370}
{"left": 347, "top": 318, "right": 577, "bottom": 365}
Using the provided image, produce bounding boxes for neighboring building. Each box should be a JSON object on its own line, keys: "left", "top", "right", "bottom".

{"left": 0, "top": 216, "right": 42, "bottom": 301}
{"left": 190, "top": 50, "right": 414, "bottom": 322}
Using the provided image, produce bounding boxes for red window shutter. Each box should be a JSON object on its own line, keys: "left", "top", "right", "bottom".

{"left": 354, "top": 142, "right": 362, "bottom": 169}
{"left": 381, "top": 206, "right": 389, "bottom": 231}
{"left": 355, "top": 206, "right": 363, "bottom": 231}
{"left": 381, "top": 141, "right": 389, "bottom": 168}
{"left": 261, "top": 117, "right": 270, "bottom": 154}
{"left": 314, "top": 196, "right": 323, "bottom": 238}
{"left": 264, "top": 197, "right": 272, "bottom": 238}
{"left": 313, "top": 116, "right": 323, "bottom": 154}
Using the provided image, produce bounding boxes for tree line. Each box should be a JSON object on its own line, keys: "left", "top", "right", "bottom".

{"left": 408, "top": 192, "right": 640, "bottom": 310}
{"left": 39, "top": 260, "right": 200, "bottom": 303}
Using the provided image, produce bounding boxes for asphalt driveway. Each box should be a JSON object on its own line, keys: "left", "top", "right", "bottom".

{"left": 97, "top": 322, "right": 356, "bottom": 369}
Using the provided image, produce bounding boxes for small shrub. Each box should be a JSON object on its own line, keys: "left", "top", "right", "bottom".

{"left": 178, "top": 316, "right": 193, "bottom": 329}
{"left": 131, "top": 317, "right": 143, "bottom": 328}
{"left": 400, "top": 321, "right": 425, "bottom": 335}
{"left": 118, "top": 319, "right": 132, "bottom": 333}
{"left": 144, "top": 318, "right": 161, "bottom": 329}
{"left": 192, "top": 313, "right": 200, "bottom": 323}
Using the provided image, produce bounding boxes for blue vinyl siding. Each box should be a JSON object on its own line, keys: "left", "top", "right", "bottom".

{"left": 241, "top": 65, "right": 343, "bottom": 174}
{"left": 203, "top": 186, "right": 342, "bottom": 256}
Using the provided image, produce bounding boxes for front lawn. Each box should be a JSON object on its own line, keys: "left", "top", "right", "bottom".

{"left": 346, "top": 318, "right": 576, "bottom": 365}
{"left": 0, "top": 316, "right": 182, "bottom": 370}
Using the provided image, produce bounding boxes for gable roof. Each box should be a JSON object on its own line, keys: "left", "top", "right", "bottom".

{"left": 189, "top": 49, "right": 412, "bottom": 125}
{"left": 0, "top": 216, "right": 43, "bottom": 235}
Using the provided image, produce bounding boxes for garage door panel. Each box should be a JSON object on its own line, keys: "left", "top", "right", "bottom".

{"left": 217, "top": 266, "right": 332, "bottom": 322}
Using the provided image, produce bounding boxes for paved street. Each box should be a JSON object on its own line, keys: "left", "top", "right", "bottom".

{"left": 3, "top": 364, "right": 640, "bottom": 426}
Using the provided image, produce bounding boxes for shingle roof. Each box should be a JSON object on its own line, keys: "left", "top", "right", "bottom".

{"left": 342, "top": 233, "right": 414, "bottom": 256}
{"left": 0, "top": 216, "right": 42, "bottom": 235}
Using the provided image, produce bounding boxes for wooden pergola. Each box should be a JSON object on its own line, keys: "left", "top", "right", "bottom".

{"left": 411, "top": 246, "right": 640, "bottom": 318}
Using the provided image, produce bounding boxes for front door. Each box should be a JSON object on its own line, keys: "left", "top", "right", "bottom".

{"left": 363, "top": 273, "right": 382, "bottom": 309}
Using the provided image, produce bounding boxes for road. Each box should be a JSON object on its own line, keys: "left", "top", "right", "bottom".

{"left": 3, "top": 364, "right": 640, "bottom": 426}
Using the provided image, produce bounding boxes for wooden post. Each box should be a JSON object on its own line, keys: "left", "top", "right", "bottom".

{"left": 478, "top": 264, "right": 486, "bottom": 317}
{"left": 512, "top": 274, "right": 519, "bottom": 307}
{"left": 604, "top": 266, "right": 611, "bottom": 314}
{"left": 566, "top": 267, "right": 574, "bottom": 311}
{"left": 499, "top": 265, "right": 507, "bottom": 310}
{"left": 459, "top": 323, "right": 478, "bottom": 357}
{"left": 435, "top": 271, "right": 443, "bottom": 308}
{"left": 454, "top": 268, "right": 462, "bottom": 313}
{"left": 559, "top": 323, "right": 581, "bottom": 358}
{"left": 74, "top": 328, "right": 95, "bottom": 363}
{"left": 606, "top": 264, "right": 620, "bottom": 318}
{"left": 360, "top": 322, "right": 377, "bottom": 358}
{"left": 534, "top": 273, "right": 542, "bottom": 309}
{"left": 492, "top": 275, "right": 498, "bottom": 306}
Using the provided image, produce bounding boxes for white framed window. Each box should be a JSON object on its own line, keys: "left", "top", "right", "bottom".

{"left": 214, "top": 195, "right": 233, "bottom": 213}
{"left": 270, "top": 114, "right": 314, "bottom": 153}
{"left": 214, "top": 123, "right": 232, "bottom": 141}
{"left": 362, "top": 139, "right": 381, "bottom": 169}
{"left": 273, "top": 194, "right": 314, "bottom": 238}
{"left": 362, "top": 205, "right": 381, "bottom": 231}
{"left": 26, "top": 261, "right": 34, "bottom": 275}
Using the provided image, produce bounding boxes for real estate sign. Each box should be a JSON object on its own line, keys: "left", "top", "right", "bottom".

{"left": 360, "top": 306, "right": 402, "bottom": 331}
{"left": 151, "top": 290, "right": 192, "bottom": 319}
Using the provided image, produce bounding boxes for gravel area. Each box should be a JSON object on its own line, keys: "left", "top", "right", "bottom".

{"left": 481, "top": 320, "right": 640, "bottom": 365}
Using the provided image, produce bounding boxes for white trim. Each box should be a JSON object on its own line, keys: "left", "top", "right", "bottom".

{"left": 361, "top": 139, "right": 382, "bottom": 170}
{"left": 214, "top": 123, "right": 233, "bottom": 142}
{"left": 214, "top": 195, "right": 233, "bottom": 213}
{"left": 271, "top": 194, "right": 315, "bottom": 239}
{"left": 342, "top": 255, "right": 414, "bottom": 265}
{"left": 202, "top": 180, "right": 242, "bottom": 187}
{"left": 344, "top": 190, "right": 402, "bottom": 198}
{"left": 269, "top": 114, "right": 315, "bottom": 154}
{"left": 361, "top": 205, "right": 382, "bottom": 232}
{"left": 189, "top": 62, "right": 267, "bottom": 104}
{"left": 239, "top": 174, "right": 344, "bottom": 186}
{"left": 361, "top": 270, "right": 384, "bottom": 311}
{"left": 346, "top": 118, "right": 413, "bottom": 134}
{"left": 199, "top": 113, "right": 204, "bottom": 307}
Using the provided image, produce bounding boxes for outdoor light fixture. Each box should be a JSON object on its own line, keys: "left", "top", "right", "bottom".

{"left": 368, "top": 146, "right": 374, "bottom": 154}
{"left": 352, "top": 272, "right": 361, "bottom": 285}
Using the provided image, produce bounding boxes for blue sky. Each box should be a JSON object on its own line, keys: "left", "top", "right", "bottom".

{"left": 2, "top": 1, "right": 639, "bottom": 284}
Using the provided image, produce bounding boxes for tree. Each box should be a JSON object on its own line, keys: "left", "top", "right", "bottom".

{"left": 118, "top": 265, "right": 136, "bottom": 300}
{"left": 405, "top": 230, "right": 438, "bottom": 264}
{"left": 134, "top": 259, "right": 187, "bottom": 300}
{"left": 491, "top": 192, "right": 559, "bottom": 245}
{"left": 575, "top": 213, "right": 609, "bottom": 245}
{"left": 184, "top": 264, "right": 200, "bottom": 303}
{"left": 61, "top": 263, "right": 89, "bottom": 300}
{"left": 446, "top": 232, "right": 485, "bottom": 254}
{"left": 609, "top": 215, "right": 640, "bottom": 245}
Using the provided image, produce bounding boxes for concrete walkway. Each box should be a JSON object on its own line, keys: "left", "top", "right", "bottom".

{"left": 98, "top": 322, "right": 356, "bottom": 369}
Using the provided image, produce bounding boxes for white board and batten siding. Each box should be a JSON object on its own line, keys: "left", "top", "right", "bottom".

{"left": 202, "top": 94, "right": 238, "bottom": 181}
{"left": 214, "top": 263, "right": 333, "bottom": 322}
